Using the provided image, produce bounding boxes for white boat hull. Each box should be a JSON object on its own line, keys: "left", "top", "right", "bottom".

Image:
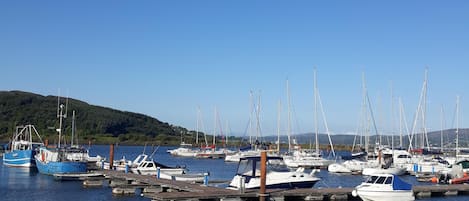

{"left": 353, "top": 189, "right": 414, "bottom": 201}
{"left": 283, "top": 156, "right": 333, "bottom": 168}
{"left": 328, "top": 163, "right": 352, "bottom": 173}
{"left": 362, "top": 167, "right": 407, "bottom": 176}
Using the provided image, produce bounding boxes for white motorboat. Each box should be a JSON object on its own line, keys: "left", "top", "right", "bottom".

{"left": 228, "top": 156, "right": 320, "bottom": 189}
{"left": 352, "top": 173, "right": 414, "bottom": 201}
{"left": 362, "top": 166, "right": 407, "bottom": 176}
{"left": 132, "top": 159, "right": 205, "bottom": 182}
{"left": 327, "top": 163, "right": 352, "bottom": 173}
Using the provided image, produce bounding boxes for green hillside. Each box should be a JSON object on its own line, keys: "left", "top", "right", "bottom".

{"left": 0, "top": 90, "right": 199, "bottom": 145}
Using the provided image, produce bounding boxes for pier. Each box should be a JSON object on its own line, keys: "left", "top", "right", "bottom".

{"left": 88, "top": 170, "right": 469, "bottom": 201}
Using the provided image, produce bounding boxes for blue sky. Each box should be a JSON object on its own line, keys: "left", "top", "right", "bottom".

{"left": 1, "top": 1, "right": 468, "bottom": 136}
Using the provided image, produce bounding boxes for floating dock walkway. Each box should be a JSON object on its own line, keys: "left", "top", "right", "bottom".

{"left": 88, "top": 170, "right": 469, "bottom": 201}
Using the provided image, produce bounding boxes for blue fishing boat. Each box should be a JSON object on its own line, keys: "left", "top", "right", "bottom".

{"left": 3, "top": 125, "right": 44, "bottom": 167}
{"left": 34, "top": 100, "right": 87, "bottom": 175}
{"left": 35, "top": 147, "right": 88, "bottom": 175}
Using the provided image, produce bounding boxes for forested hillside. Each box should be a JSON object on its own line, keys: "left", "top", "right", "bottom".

{"left": 0, "top": 91, "right": 195, "bottom": 145}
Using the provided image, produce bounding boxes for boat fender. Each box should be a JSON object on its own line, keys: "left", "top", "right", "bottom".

{"left": 351, "top": 189, "right": 358, "bottom": 197}
{"left": 41, "top": 152, "right": 45, "bottom": 162}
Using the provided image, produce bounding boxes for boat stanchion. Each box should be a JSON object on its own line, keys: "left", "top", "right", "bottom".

{"left": 156, "top": 167, "right": 161, "bottom": 179}
{"left": 203, "top": 172, "right": 209, "bottom": 186}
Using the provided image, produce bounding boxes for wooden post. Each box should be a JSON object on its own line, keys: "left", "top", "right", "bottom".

{"left": 109, "top": 144, "right": 114, "bottom": 170}
{"left": 259, "top": 151, "right": 267, "bottom": 201}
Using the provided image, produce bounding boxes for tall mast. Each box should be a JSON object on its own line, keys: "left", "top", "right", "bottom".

{"left": 399, "top": 97, "right": 403, "bottom": 148}
{"left": 213, "top": 107, "right": 217, "bottom": 146}
{"left": 277, "top": 100, "right": 281, "bottom": 153}
{"left": 286, "top": 79, "right": 292, "bottom": 152}
{"left": 456, "top": 95, "right": 460, "bottom": 158}
{"left": 422, "top": 68, "right": 429, "bottom": 150}
{"left": 361, "top": 72, "right": 369, "bottom": 153}
{"left": 440, "top": 105, "right": 444, "bottom": 153}
{"left": 314, "top": 68, "right": 319, "bottom": 155}
{"left": 196, "top": 106, "right": 200, "bottom": 145}
{"left": 249, "top": 91, "right": 254, "bottom": 145}
{"left": 256, "top": 91, "right": 262, "bottom": 142}
{"left": 391, "top": 81, "right": 394, "bottom": 152}
{"left": 71, "top": 110, "right": 76, "bottom": 147}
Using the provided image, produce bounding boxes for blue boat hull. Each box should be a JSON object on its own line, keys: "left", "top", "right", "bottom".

{"left": 35, "top": 158, "right": 87, "bottom": 175}
{"left": 3, "top": 150, "right": 36, "bottom": 167}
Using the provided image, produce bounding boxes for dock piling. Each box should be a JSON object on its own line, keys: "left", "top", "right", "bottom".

{"left": 109, "top": 144, "right": 114, "bottom": 170}
{"left": 259, "top": 151, "right": 268, "bottom": 201}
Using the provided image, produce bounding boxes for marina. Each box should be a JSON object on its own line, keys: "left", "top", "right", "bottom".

{"left": 3, "top": 145, "right": 469, "bottom": 201}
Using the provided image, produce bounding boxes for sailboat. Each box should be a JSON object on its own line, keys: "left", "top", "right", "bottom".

{"left": 284, "top": 69, "right": 335, "bottom": 168}
{"left": 195, "top": 107, "right": 227, "bottom": 159}
{"left": 3, "top": 125, "right": 44, "bottom": 167}
{"left": 35, "top": 97, "right": 88, "bottom": 175}
{"left": 225, "top": 92, "right": 266, "bottom": 162}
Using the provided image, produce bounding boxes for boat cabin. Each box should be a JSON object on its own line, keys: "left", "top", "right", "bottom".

{"left": 364, "top": 174, "right": 412, "bottom": 190}
{"left": 236, "top": 156, "right": 289, "bottom": 178}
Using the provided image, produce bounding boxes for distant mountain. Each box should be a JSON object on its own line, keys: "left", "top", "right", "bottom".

{"left": 261, "top": 128, "right": 469, "bottom": 148}
{"left": 0, "top": 91, "right": 194, "bottom": 144}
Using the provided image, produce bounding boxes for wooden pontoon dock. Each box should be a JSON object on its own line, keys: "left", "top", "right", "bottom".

{"left": 89, "top": 170, "right": 469, "bottom": 201}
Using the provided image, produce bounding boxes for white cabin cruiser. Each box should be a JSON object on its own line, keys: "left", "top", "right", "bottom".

{"left": 228, "top": 156, "right": 320, "bottom": 189}
{"left": 352, "top": 174, "right": 414, "bottom": 201}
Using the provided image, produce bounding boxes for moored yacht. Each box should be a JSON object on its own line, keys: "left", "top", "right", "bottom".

{"left": 228, "top": 156, "right": 320, "bottom": 189}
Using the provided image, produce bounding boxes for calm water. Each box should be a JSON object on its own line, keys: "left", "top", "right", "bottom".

{"left": 1, "top": 145, "right": 467, "bottom": 201}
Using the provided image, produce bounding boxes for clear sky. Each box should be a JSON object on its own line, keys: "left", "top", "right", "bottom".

{"left": 1, "top": 1, "right": 468, "bottom": 137}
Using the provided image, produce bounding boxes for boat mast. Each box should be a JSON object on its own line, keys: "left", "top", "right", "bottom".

{"left": 391, "top": 81, "right": 394, "bottom": 153}
{"left": 56, "top": 95, "right": 67, "bottom": 148}
{"left": 456, "top": 95, "right": 460, "bottom": 159}
{"left": 196, "top": 107, "right": 200, "bottom": 145}
{"left": 256, "top": 91, "right": 262, "bottom": 143}
{"left": 440, "top": 105, "right": 445, "bottom": 153}
{"left": 314, "top": 69, "right": 319, "bottom": 155}
{"left": 399, "top": 97, "right": 403, "bottom": 148}
{"left": 213, "top": 107, "right": 217, "bottom": 147}
{"left": 71, "top": 110, "right": 76, "bottom": 147}
{"left": 277, "top": 100, "right": 281, "bottom": 153}
{"left": 286, "top": 79, "right": 292, "bottom": 153}
{"left": 249, "top": 91, "right": 254, "bottom": 146}
{"left": 361, "top": 73, "right": 369, "bottom": 153}
{"left": 422, "top": 68, "right": 429, "bottom": 150}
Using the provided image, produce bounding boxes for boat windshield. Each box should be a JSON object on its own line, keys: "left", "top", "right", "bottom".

{"left": 366, "top": 176, "right": 379, "bottom": 183}
{"left": 237, "top": 159, "right": 256, "bottom": 176}
{"left": 237, "top": 157, "right": 290, "bottom": 176}
{"left": 365, "top": 176, "right": 393, "bottom": 184}
{"left": 267, "top": 158, "right": 290, "bottom": 172}
{"left": 384, "top": 176, "right": 393, "bottom": 184}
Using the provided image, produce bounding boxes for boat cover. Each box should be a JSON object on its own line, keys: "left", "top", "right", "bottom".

{"left": 392, "top": 174, "right": 412, "bottom": 190}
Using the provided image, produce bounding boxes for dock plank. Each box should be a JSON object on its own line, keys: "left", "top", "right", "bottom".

{"left": 95, "top": 170, "right": 469, "bottom": 201}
